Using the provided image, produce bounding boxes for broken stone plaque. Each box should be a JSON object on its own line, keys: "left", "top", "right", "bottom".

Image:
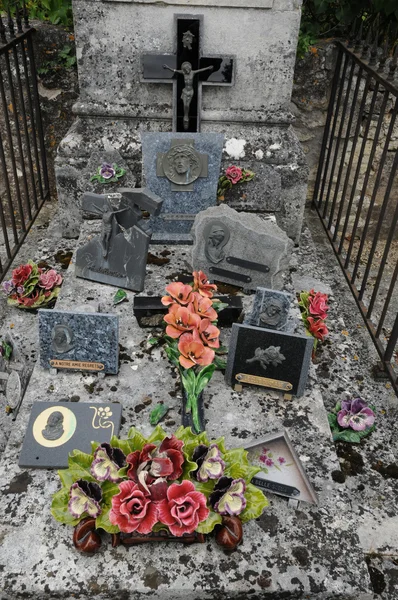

{"left": 141, "top": 132, "right": 224, "bottom": 243}
{"left": 39, "top": 309, "right": 119, "bottom": 375}
{"left": 0, "top": 332, "right": 32, "bottom": 417}
{"left": 192, "top": 204, "right": 293, "bottom": 290}
{"left": 19, "top": 401, "right": 122, "bottom": 469}
{"left": 245, "top": 287, "right": 293, "bottom": 331}
{"left": 75, "top": 188, "right": 163, "bottom": 291}
{"left": 225, "top": 323, "right": 313, "bottom": 397}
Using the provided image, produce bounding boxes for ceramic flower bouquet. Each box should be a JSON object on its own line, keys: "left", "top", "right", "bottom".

{"left": 328, "top": 397, "right": 376, "bottom": 443}
{"left": 161, "top": 271, "right": 227, "bottom": 434}
{"left": 217, "top": 166, "right": 255, "bottom": 201}
{"left": 298, "top": 289, "right": 329, "bottom": 350}
{"left": 90, "top": 162, "right": 126, "bottom": 185}
{"left": 2, "top": 260, "right": 63, "bottom": 309}
{"left": 51, "top": 426, "right": 268, "bottom": 553}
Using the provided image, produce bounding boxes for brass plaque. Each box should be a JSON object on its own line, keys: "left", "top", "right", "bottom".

{"left": 235, "top": 373, "right": 293, "bottom": 391}
{"left": 50, "top": 359, "right": 105, "bottom": 372}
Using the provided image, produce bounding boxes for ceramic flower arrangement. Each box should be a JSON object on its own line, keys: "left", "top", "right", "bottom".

{"left": 161, "top": 270, "right": 227, "bottom": 434}
{"left": 90, "top": 162, "right": 126, "bottom": 184}
{"left": 328, "top": 397, "right": 376, "bottom": 443}
{"left": 2, "top": 260, "right": 63, "bottom": 309}
{"left": 298, "top": 289, "right": 329, "bottom": 350}
{"left": 51, "top": 426, "right": 268, "bottom": 553}
{"left": 217, "top": 166, "right": 255, "bottom": 201}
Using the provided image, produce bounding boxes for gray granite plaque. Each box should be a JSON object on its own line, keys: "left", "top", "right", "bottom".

{"left": 192, "top": 205, "right": 293, "bottom": 290}
{"left": 225, "top": 323, "right": 313, "bottom": 397}
{"left": 19, "top": 401, "right": 122, "bottom": 469}
{"left": 39, "top": 309, "right": 119, "bottom": 375}
{"left": 75, "top": 188, "right": 163, "bottom": 291}
{"left": 245, "top": 287, "right": 293, "bottom": 331}
{"left": 141, "top": 132, "right": 224, "bottom": 243}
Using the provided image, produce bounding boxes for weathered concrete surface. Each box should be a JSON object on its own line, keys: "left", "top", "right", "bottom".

{"left": 0, "top": 217, "right": 372, "bottom": 599}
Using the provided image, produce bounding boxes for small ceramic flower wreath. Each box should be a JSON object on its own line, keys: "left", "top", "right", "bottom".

{"left": 328, "top": 397, "right": 376, "bottom": 443}
{"left": 51, "top": 426, "right": 268, "bottom": 552}
{"left": 217, "top": 166, "right": 255, "bottom": 201}
{"left": 90, "top": 162, "right": 126, "bottom": 184}
{"left": 2, "top": 260, "right": 63, "bottom": 309}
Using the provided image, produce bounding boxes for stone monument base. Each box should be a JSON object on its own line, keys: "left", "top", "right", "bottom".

{"left": 55, "top": 118, "right": 308, "bottom": 244}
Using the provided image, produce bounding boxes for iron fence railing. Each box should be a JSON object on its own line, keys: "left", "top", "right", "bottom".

{"left": 312, "top": 25, "right": 398, "bottom": 393}
{"left": 0, "top": 1, "right": 49, "bottom": 281}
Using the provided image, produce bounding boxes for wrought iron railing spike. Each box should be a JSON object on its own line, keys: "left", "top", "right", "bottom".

{"left": 0, "top": 14, "right": 7, "bottom": 45}
{"left": 22, "top": 0, "right": 30, "bottom": 28}
{"left": 378, "top": 34, "right": 389, "bottom": 73}
{"left": 387, "top": 42, "right": 398, "bottom": 81}
{"left": 361, "top": 22, "right": 373, "bottom": 60}
{"left": 347, "top": 19, "right": 357, "bottom": 48}
{"left": 7, "top": 7, "right": 15, "bottom": 39}
{"left": 15, "top": 2, "right": 23, "bottom": 34}
{"left": 354, "top": 20, "right": 363, "bottom": 53}
{"left": 369, "top": 18, "right": 379, "bottom": 67}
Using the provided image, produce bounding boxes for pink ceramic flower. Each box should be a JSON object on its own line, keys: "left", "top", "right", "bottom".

{"left": 161, "top": 282, "right": 194, "bottom": 306}
{"left": 308, "top": 292, "right": 329, "bottom": 320}
{"left": 38, "top": 269, "right": 62, "bottom": 290}
{"left": 109, "top": 480, "right": 158, "bottom": 534}
{"left": 193, "top": 271, "right": 217, "bottom": 298}
{"left": 307, "top": 317, "right": 329, "bottom": 341}
{"left": 191, "top": 294, "right": 217, "bottom": 321}
{"left": 225, "top": 166, "right": 243, "bottom": 184}
{"left": 126, "top": 435, "right": 184, "bottom": 487}
{"left": 198, "top": 318, "right": 220, "bottom": 349}
{"left": 178, "top": 331, "right": 215, "bottom": 369}
{"left": 164, "top": 304, "right": 201, "bottom": 339}
{"left": 12, "top": 264, "right": 32, "bottom": 286}
{"left": 157, "top": 480, "right": 209, "bottom": 536}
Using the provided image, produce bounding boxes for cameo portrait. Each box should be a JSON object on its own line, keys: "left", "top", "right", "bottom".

{"left": 32, "top": 405, "right": 77, "bottom": 448}
{"left": 204, "top": 221, "right": 231, "bottom": 264}
{"left": 51, "top": 324, "right": 74, "bottom": 354}
{"left": 259, "top": 297, "right": 285, "bottom": 329}
{"left": 162, "top": 144, "right": 203, "bottom": 186}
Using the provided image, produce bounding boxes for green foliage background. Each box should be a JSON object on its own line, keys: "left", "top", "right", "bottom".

{"left": 0, "top": 0, "right": 73, "bottom": 27}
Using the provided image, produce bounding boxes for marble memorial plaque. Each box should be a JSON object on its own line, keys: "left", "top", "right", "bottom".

{"left": 141, "top": 132, "right": 224, "bottom": 243}
{"left": 19, "top": 401, "right": 122, "bottom": 469}
{"left": 245, "top": 430, "right": 318, "bottom": 504}
{"left": 225, "top": 323, "right": 313, "bottom": 397}
{"left": 245, "top": 287, "right": 293, "bottom": 331}
{"left": 75, "top": 188, "right": 163, "bottom": 291}
{"left": 192, "top": 205, "right": 293, "bottom": 289}
{"left": 39, "top": 309, "right": 119, "bottom": 375}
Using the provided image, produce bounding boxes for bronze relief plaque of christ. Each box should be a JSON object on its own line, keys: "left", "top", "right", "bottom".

{"left": 156, "top": 139, "right": 208, "bottom": 192}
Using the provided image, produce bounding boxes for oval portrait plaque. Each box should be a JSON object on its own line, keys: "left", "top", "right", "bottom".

{"left": 5, "top": 370, "right": 21, "bottom": 409}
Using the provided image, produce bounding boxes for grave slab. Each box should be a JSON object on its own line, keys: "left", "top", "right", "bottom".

{"left": 191, "top": 204, "right": 293, "bottom": 290}
{"left": 0, "top": 244, "right": 371, "bottom": 599}
{"left": 142, "top": 132, "right": 223, "bottom": 243}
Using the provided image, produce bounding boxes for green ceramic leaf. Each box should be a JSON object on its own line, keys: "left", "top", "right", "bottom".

{"left": 51, "top": 487, "right": 79, "bottom": 526}
{"left": 1, "top": 341, "right": 12, "bottom": 360}
{"left": 147, "top": 424, "right": 168, "bottom": 444}
{"left": 196, "top": 510, "right": 222, "bottom": 534}
{"left": 149, "top": 403, "right": 169, "bottom": 426}
{"left": 327, "top": 413, "right": 338, "bottom": 430}
{"left": 181, "top": 454, "right": 198, "bottom": 479}
{"left": 67, "top": 449, "right": 95, "bottom": 482}
{"left": 240, "top": 483, "right": 269, "bottom": 524}
{"left": 113, "top": 432, "right": 146, "bottom": 454}
{"left": 58, "top": 468, "right": 76, "bottom": 489}
{"left": 333, "top": 429, "right": 361, "bottom": 443}
{"left": 113, "top": 289, "right": 127, "bottom": 305}
{"left": 194, "top": 480, "right": 216, "bottom": 496}
{"left": 95, "top": 507, "right": 119, "bottom": 534}
{"left": 195, "top": 364, "right": 216, "bottom": 395}
{"left": 148, "top": 337, "right": 160, "bottom": 346}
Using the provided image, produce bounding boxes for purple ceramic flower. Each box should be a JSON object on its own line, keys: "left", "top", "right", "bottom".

{"left": 192, "top": 443, "right": 225, "bottom": 482}
{"left": 90, "top": 443, "right": 126, "bottom": 482}
{"left": 100, "top": 163, "right": 116, "bottom": 179}
{"left": 209, "top": 477, "right": 246, "bottom": 516}
{"left": 337, "top": 397, "right": 375, "bottom": 432}
{"left": 2, "top": 280, "right": 14, "bottom": 294}
{"left": 68, "top": 479, "right": 102, "bottom": 518}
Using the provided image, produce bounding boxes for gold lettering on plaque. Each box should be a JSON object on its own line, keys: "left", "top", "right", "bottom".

{"left": 50, "top": 359, "right": 105, "bottom": 371}
{"left": 235, "top": 373, "right": 293, "bottom": 391}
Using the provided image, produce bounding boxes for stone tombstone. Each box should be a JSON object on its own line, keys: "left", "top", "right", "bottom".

{"left": 0, "top": 332, "right": 31, "bottom": 415}
{"left": 142, "top": 132, "right": 223, "bottom": 243}
{"left": 225, "top": 323, "right": 313, "bottom": 397}
{"left": 39, "top": 309, "right": 119, "bottom": 375}
{"left": 245, "top": 287, "right": 293, "bottom": 331}
{"left": 57, "top": 148, "right": 137, "bottom": 239}
{"left": 75, "top": 188, "right": 163, "bottom": 290}
{"left": 191, "top": 204, "right": 293, "bottom": 289}
{"left": 19, "top": 402, "right": 122, "bottom": 469}
{"left": 56, "top": 0, "right": 308, "bottom": 243}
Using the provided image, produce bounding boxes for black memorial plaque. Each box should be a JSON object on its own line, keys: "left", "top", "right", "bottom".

{"left": 19, "top": 402, "right": 122, "bottom": 469}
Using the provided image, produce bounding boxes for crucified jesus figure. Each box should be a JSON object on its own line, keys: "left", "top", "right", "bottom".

{"left": 163, "top": 61, "right": 213, "bottom": 130}
{"left": 92, "top": 198, "right": 128, "bottom": 258}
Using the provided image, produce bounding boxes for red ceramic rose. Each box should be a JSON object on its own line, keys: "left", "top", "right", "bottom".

{"left": 225, "top": 166, "right": 243, "bottom": 184}
{"left": 126, "top": 435, "right": 184, "bottom": 488}
{"left": 157, "top": 480, "right": 209, "bottom": 536}
{"left": 308, "top": 291, "right": 329, "bottom": 320}
{"left": 307, "top": 316, "right": 329, "bottom": 341}
{"left": 12, "top": 264, "right": 32, "bottom": 286}
{"left": 38, "top": 269, "right": 63, "bottom": 291}
{"left": 109, "top": 480, "right": 158, "bottom": 534}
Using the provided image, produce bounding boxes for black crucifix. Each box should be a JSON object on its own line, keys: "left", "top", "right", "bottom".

{"left": 142, "top": 15, "right": 234, "bottom": 133}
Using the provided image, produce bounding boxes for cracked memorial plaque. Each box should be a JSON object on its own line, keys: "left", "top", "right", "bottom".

{"left": 245, "top": 287, "right": 293, "bottom": 331}
{"left": 38, "top": 309, "right": 119, "bottom": 374}
{"left": 225, "top": 323, "right": 313, "bottom": 397}
{"left": 19, "top": 402, "right": 122, "bottom": 468}
{"left": 245, "top": 430, "right": 318, "bottom": 504}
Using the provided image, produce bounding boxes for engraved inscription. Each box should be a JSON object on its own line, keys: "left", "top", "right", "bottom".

{"left": 235, "top": 373, "right": 292, "bottom": 391}
{"left": 50, "top": 359, "right": 105, "bottom": 371}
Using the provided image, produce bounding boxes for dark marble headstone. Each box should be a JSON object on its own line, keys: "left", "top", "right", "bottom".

{"left": 142, "top": 132, "right": 224, "bottom": 244}
{"left": 245, "top": 287, "right": 293, "bottom": 331}
{"left": 39, "top": 309, "right": 119, "bottom": 375}
{"left": 19, "top": 401, "right": 122, "bottom": 469}
{"left": 75, "top": 188, "right": 163, "bottom": 291}
{"left": 225, "top": 323, "right": 313, "bottom": 397}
